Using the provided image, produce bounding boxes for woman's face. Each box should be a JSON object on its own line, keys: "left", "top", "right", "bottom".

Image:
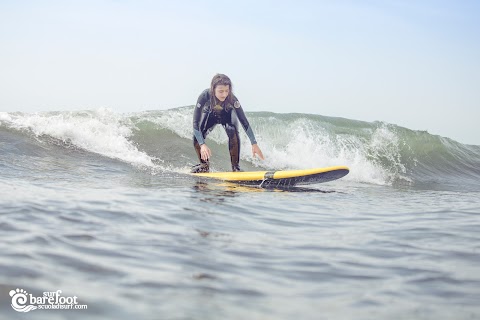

{"left": 214, "top": 85, "right": 230, "bottom": 102}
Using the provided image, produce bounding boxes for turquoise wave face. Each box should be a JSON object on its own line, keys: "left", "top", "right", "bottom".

{"left": 2, "top": 107, "right": 480, "bottom": 190}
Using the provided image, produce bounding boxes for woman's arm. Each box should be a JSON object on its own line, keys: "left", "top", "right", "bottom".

{"left": 232, "top": 97, "right": 257, "bottom": 144}
{"left": 232, "top": 96, "right": 265, "bottom": 160}
{"left": 193, "top": 89, "right": 209, "bottom": 145}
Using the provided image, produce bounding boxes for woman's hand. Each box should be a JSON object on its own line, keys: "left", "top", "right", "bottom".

{"left": 252, "top": 144, "right": 265, "bottom": 160}
{"left": 200, "top": 144, "right": 212, "bottom": 161}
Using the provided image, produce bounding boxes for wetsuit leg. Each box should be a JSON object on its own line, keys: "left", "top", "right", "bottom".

{"left": 223, "top": 120, "right": 241, "bottom": 172}
{"left": 191, "top": 140, "right": 209, "bottom": 173}
{"left": 191, "top": 112, "right": 217, "bottom": 173}
{"left": 193, "top": 139, "right": 206, "bottom": 164}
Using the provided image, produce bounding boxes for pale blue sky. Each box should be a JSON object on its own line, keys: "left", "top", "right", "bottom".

{"left": 1, "top": 0, "right": 479, "bottom": 144}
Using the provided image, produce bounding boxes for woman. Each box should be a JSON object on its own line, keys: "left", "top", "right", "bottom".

{"left": 191, "top": 74, "right": 264, "bottom": 173}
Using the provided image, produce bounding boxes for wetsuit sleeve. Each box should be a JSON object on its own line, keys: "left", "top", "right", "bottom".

{"left": 232, "top": 96, "right": 257, "bottom": 145}
{"left": 193, "top": 89, "right": 209, "bottom": 145}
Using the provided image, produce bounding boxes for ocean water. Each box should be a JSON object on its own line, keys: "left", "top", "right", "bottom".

{"left": 1, "top": 107, "right": 479, "bottom": 320}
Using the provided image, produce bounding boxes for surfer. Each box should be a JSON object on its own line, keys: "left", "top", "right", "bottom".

{"left": 191, "top": 74, "right": 264, "bottom": 173}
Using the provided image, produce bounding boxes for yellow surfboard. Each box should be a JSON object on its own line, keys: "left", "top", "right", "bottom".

{"left": 192, "top": 166, "right": 349, "bottom": 188}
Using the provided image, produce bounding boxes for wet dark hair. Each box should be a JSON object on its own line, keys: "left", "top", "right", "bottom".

{"left": 210, "top": 73, "right": 234, "bottom": 106}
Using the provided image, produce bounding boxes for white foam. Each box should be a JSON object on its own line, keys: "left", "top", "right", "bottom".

{"left": 3, "top": 108, "right": 157, "bottom": 168}
{"left": 0, "top": 112, "right": 13, "bottom": 122}
{"left": 242, "top": 117, "right": 408, "bottom": 185}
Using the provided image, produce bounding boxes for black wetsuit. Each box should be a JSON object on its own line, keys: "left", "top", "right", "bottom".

{"left": 193, "top": 89, "right": 257, "bottom": 172}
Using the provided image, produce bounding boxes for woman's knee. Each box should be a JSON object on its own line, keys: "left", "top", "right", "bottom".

{"left": 224, "top": 123, "right": 239, "bottom": 138}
